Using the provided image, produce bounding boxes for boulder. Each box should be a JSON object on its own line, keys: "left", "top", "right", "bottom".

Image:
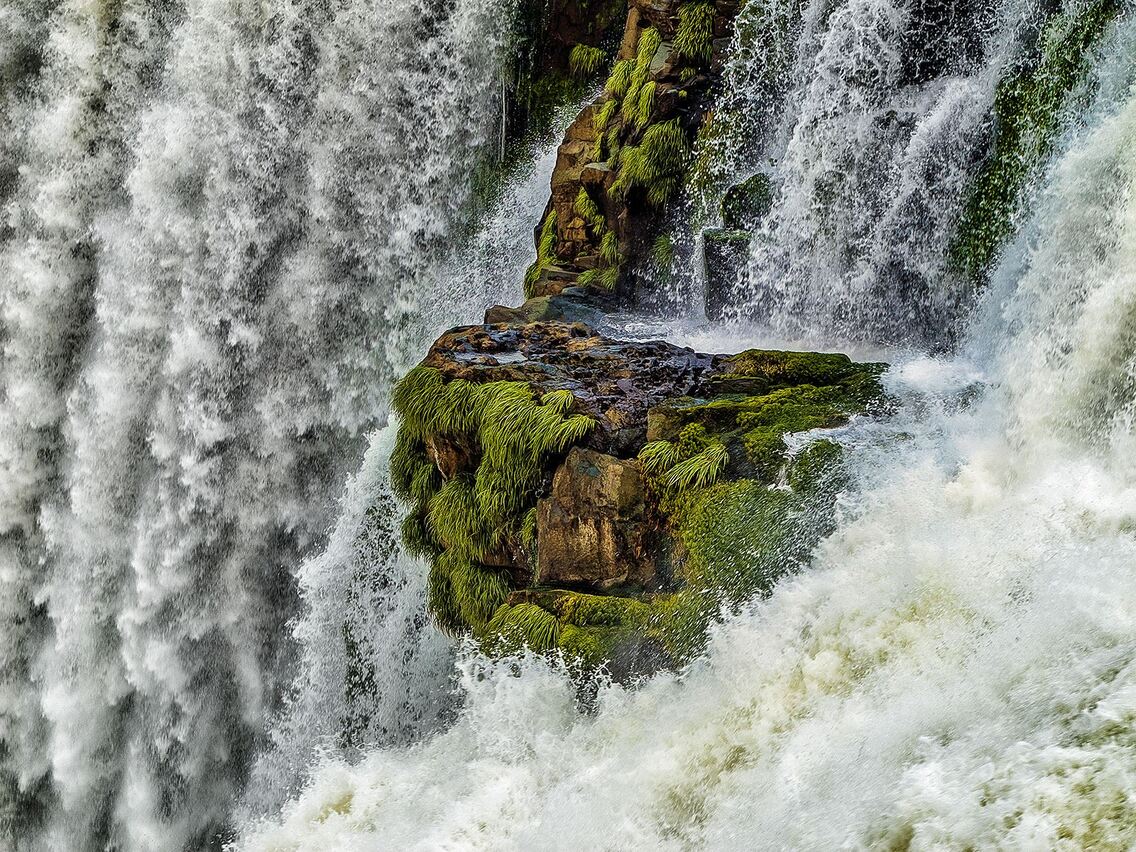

{"left": 721, "top": 173, "right": 773, "bottom": 230}
{"left": 536, "top": 448, "right": 655, "bottom": 590}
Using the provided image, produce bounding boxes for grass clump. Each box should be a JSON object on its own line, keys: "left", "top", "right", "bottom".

{"left": 604, "top": 59, "right": 634, "bottom": 98}
{"left": 392, "top": 367, "right": 596, "bottom": 634}
{"left": 951, "top": 0, "right": 1119, "bottom": 280}
{"left": 483, "top": 603, "right": 561, "bottom": 653}
{"left": 613, "top": 119, "right": 692, "bottom": 206}
{"left": 569, "top": 43, "right": 607, "bottom": 78}
{"left": 574, "top": 188, "right": 606, "bottom": 233}
{"left": 523, "top": 210, "right": 560, "bottom": 297}
{"left": 675, "top": 1, "right": 715, "bottom": 64}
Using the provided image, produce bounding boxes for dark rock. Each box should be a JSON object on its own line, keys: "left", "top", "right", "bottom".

{"left": 721, "top": 173, "right": 773, "bottom": 230}
{"left": 703, "top": 228, "right": 750, "bottom": 320}
{"left": 536, "top": 448, "right": 655, "bottom": 591}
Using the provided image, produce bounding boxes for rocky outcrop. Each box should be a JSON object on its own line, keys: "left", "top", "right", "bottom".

{"left": 387, "top": 1, "right": 893, "bottom": 679}
{"left": 525, "top": 0, "right": 743, "bottom": 301}
{"left": 391, "top": 316, "right": 887, "bottom": 673}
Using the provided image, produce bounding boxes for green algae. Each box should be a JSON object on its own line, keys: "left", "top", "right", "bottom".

{"left": 951, "top": 0, "right": 1120, "bottom": 280}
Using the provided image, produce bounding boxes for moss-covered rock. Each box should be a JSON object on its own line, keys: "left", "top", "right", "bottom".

{"left": 950, "top": 0, "right": 1120, "bottom": 280}
{"left": 391, "top": 320, "right": 887, "bottom": 676}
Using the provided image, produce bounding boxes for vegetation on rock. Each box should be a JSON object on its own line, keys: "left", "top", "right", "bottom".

{"left": 951, "top": 0, "right": 1119, "bottom": 279}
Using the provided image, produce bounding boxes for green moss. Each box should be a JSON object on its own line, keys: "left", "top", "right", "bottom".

{"left": 675, "top": 1, "right": 715, "bottom": 64}
{"left": 392, "top": 367, "right": 595, "bottom": 634}
{"left": 568, "top": 43, "right": 607, "bottom": 78}
{"left": 523, "top": 209, "right": 560, "bottom": 297}
{"left": 951, "top": 0, "right": 1119, "bottom": 279}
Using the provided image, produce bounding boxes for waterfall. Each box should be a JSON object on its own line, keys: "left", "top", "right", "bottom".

{"left": 701, "top": 0, "right": 1113, "bottom": 346}
{"left": 5, "top": 0, "right": 1136, "bottom": 847}
{"left": 0, "top": 0, "right": 524, "bottom": 847}
{"left": 239, "top": 3, "right": 1136, "bottom": 850}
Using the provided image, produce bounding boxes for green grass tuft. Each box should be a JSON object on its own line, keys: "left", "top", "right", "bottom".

{"left": 573, "top": 189, "right": 606, "bottom": 233}
{"left": 484, "top": 603, "right": 561, "bottom": 653}
{"left": 613, "top": 119, "right": 691, "bottom": 206}
{"left": 524, "top": 210, "right": 560, "bottom": 297}
{"left": 604, "top": 59, "right": 633, "bottom": 98}
{"left": 638, "top": 439, "right": 684, "bottom": 474}
{"left": 675, "top": 2, "right": 715, "bottom": 64}
{"left": 569, "top": 43, "right": 607, "bottom": 78}
{"left": 663, "top": 442, "right": 729, "bottom": 490}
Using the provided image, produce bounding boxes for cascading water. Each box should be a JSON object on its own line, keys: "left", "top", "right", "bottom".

{"left": 0, "top": 0, "right": 530, "bottom": 847}
{"left": 236, "top": 1, "right": 1136, "bottom": 850}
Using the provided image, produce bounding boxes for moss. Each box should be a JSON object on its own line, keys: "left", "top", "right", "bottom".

{"left": 523, "top": 209, "right": 560, "bottom": 297}
{"left": 568, "top": 43, "right": 607, "bottom": 78}
{"left": 392, "top": 367, "right": 595, "bottom": 634}
{"left": 951, "top": 0, "right": 1119, "bottom": 279}
{"left": 675, "top": 1, "right": 715, "bottom": 64}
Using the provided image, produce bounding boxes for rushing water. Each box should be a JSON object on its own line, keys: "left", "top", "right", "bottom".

{"left": 5, "top": 0, "right": 1136, "bottom": 848}
{"left": 0, "top": 0, "right": 526, "bottom": 847}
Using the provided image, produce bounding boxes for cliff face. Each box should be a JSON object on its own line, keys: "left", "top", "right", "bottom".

{"left": 390, "top": 0, "right": 891, "bottom": 677}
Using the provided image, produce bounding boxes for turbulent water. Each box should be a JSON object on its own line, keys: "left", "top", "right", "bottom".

{"left": 0, "top": 0, "right": 530, "bottom": 846}
{"left": 5, "top": 0, "right": 1136, "bottom": 848}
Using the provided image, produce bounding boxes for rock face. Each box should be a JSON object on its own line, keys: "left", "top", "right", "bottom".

{"left": 524, "top": 0, "right": 744, "bottom": 301}
{"left": 537, "top": 448, "right": 654, "bottom": 590}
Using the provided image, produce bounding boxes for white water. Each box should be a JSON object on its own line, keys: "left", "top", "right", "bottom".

{"left": 0, "top": 0, "right": 531, "bottom": 846}
{"left": 241, "top": 4, "right": 1136, "bottom": 851}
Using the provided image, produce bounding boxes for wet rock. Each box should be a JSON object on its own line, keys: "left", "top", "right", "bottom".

{"left": 721, "top": 173, "right": 773, "bottom": 230}
{"left": 703, "top": 228, "right": 750, "bottom": 320}
{"left": 536, "top": 448, "right": 654, "bottom": 591}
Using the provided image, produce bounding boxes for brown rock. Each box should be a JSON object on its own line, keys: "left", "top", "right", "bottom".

{"left": 536, "top": 448, "right": 655, "bottom": 590}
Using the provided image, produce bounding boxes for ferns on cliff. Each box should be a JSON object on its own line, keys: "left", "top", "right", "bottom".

{"left": 675, "top": 2, "right": 715, "bottom": 64}
{"left": 599, "top": 230, "right": 622, "bottom": 266}
{"left": 569, "top": 43, "right": 607, "bottom": 77}
{"left": 484, "top": 603, "right": 560, "bottom": 653}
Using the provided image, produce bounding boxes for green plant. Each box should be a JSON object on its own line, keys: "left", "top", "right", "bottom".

{"left": 638, "top": 439, "right": 684, "bottom": 474}
{"left": 391, "top": 367, "right": 598, "bottom": 634}
{"left": 523, "top": 210, "right": 559, "bottom": 297}
{"left": 484, "top": 603, "right": 561, "bottom": 652}
{"left": 663, "top": 442, "right": 729, "bottom": 490}
{"left": 614, "top": 119, "right": 691, "bottom": 206}
{"left": 675, "top": 2, "right": 715, "bottom": 64}
{"left": 573, "top": 189, "right": 606, "bottom": 233}
{"left": 569, "top": 43, "right": 607, "bottom": 78}
{"left": 599, "top": 230, "right": 622, "bottom": 265}
{"left": 604, "top": 59, "right": 633, "bottom": 98}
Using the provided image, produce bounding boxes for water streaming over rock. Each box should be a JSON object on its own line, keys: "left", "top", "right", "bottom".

{"left": 0, "top": 0, "right": 527, "bottom": 846}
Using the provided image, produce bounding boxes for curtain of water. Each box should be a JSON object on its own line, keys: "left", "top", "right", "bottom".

{"left": 0, "top": 0, "right": 522, "bottom": 847}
